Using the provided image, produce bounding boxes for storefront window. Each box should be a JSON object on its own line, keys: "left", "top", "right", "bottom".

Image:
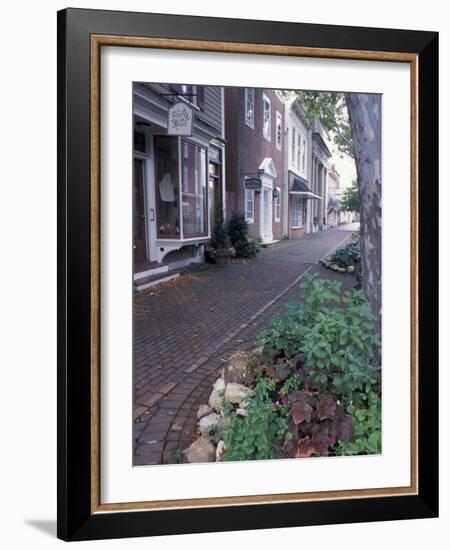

{"left": 155, "top": 136, "right": 180, "bottom": 238}
{"left": 292, "top": 196, "right": 303, "bottom": 228}
{"left": 181, "top": 140, "right": 207, "bottom": 237}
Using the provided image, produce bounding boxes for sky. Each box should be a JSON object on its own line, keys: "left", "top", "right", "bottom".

{"left": 331, "top": 149, "right": 357, "bottom": 190}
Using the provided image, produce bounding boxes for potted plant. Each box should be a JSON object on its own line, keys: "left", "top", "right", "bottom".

{"left": 227, "top": 211, "right": 260, "bottom": 260}
{"left": 210, "top": 219, "right": 235, "bottom": 267}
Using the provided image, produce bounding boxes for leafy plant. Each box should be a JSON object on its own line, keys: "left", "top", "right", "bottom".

{"left": 236, "top": 235, "right": 260, "bottom": 259}
{"left": 173, "top": 447, "right": 183, "bottom": 464}
{"left": 210, "top": 219, "right": 235, "bottom": 258}
{"left": 282, "top": 390, "right": 354, "bottom": 458}
{"left": 257, "top": 273, "right": 380, "bottom": 399}
{"left": 227, "top": 211, "right": 248, "bottom": 247}
{"left": 280, "top": 376, "right": 303, "bottom": 396}
{"left": 227, "top": 212, "right": 260, "bottom": 259}
{"left": 220, "top": 380, "right": 288, "bottom": 461}
{"left": 330, "top": 241, "right": 360, "bottom": 268}
{"left": 336, "top": 390, "right": 381, "bottom": 455}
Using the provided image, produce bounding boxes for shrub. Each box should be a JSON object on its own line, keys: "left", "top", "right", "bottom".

{"left": 257, "top": 273, "right": 380, "bottom": 400}
{"left": 236, "top": 235, "right": 260, "bottom": 259}
{"left": 220, "top": 380, "right": 288, "bottom": 461}
{"left": 223, "top": 273, "right": 381, "bottom": 460}
{"left": 336, "top": 389, "right": 381, "bottom": 456}
{"left": 330, "top": 241, "right": 360, "bottom": 268}
{"left": 210, "top": 220, "right": 235, "bottom": 257}
{"left": 227, "top": 211, "right": 260, "bottom": 259}
{"left": 281, "top": 390, "right": 354, "bottom": 458}
{"left": 227, "top": 211, "right": 248, "bottom": 247}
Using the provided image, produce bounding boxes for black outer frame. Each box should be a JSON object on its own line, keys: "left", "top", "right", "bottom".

{"left": 57, "top": 8, "right": 439, "bottom": 541}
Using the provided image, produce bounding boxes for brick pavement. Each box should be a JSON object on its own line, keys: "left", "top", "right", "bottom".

{"left": 133, "top": 225, "right": 356, "bottom": 465}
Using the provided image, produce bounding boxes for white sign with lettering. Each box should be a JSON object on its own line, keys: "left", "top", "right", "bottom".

{"left": 167, "top": 102, "right": 193, "bottom": 136}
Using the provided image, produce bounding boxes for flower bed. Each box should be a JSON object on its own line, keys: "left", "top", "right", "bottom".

{"left": 186, "top": 273, "right": 381, "bottom": 463}
{"left": 320, "top": 234, "right": 360, "bottom": 274}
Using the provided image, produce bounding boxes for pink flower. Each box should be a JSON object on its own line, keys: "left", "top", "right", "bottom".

{"left": 274, "top": 401, "right": 280, "bottom": 410}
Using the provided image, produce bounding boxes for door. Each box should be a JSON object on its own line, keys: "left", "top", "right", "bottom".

{"left": 208, "top": 149, "right": 222, "bottom": 233}
{"left": 133, "top": 158, "right": 147, "bottom": 264}
{"left": 263, "top": 187, "right": 272, "bottom": 239}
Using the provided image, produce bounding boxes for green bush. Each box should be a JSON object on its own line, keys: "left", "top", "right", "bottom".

{"left": 257, "top": 273, "right": 380, "bottom": 400}
{"left": 227, "top": 211, "right": 248, "bottom": 247}
{"left": 236, "top": 235, "right": 260, "bottom": 259}
{"left": 210, "top": 220, "right": 234, "bottom": 257}
{"left": 220, "top": 380, "right": 287, "bottom": 461}
{"left": 227, "top": 211, "right": 260, "bottom": 259}
{"left": 330, "top": 241, "right": 360, "bottom": 268}
{"left": 336, "top": 389, "right": 381, "bottom": 455}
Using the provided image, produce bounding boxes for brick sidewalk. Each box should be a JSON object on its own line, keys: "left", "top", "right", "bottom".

{"left": 133, "top": 226, "right": 356, "bottom": 465}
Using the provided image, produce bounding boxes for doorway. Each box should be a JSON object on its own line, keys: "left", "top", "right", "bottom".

{"left": 133, "top": 158, "right": 147, "bottom": 264}
{"left": 262, "top": 186, "right": 273, "bottom": 241}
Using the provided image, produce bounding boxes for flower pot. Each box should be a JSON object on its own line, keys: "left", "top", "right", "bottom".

{"left": 215, "top": 255, "right": 229, "bottom": 268}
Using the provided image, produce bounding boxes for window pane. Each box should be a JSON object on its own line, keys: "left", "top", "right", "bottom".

{"left": 245, "top": 189, "right": 254, "bottom": 220}
{"left": 276, "top": 113, "right": 282, "bottom": 148}
{"left": 245, "top": 89, "right": 254, "bottom": 126}
{"left": 181, "top": 141, "right": 207, "bottom": 236}
{"left": 155, "top": 136, "right": 180, "bottom": 238}
{"left": 263, "top": 98, "right": 271, "bottom": 138}
{"left": 292, "top": 127, "right": 296, "bottom": 162}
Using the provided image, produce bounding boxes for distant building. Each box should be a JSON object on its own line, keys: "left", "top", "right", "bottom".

{"left": 225, "top": 88, "right": 286, "bottom": 244}
{"left": 284, "top": 97, "right": 321, "bottom": 239}
{"left": 311, "top": 120, "right": 332, "bottom": 231}
{"left": 327, "top": 163, "right": 341, "bottom": 227}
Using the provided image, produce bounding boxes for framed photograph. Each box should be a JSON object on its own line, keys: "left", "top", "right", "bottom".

{"left": 57, "top": 8, "right": 438, "bottom": 541}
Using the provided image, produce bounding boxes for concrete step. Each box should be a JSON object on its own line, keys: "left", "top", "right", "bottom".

{"left": 134, "top": 263, "right": 169, "bottom": 282}
{"left": 134, "top": 271, "right": 180, "bottom": 292}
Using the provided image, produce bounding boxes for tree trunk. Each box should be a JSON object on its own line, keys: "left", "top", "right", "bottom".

{"left": 345, "top": 93, "right": 382, "bottom": 350}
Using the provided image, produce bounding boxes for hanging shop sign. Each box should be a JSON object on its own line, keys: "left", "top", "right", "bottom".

{"left": 167, "top": 102, "right": 193, "bottom": 136}
{"left": 244, "top": 177, "right": 262, "bottom": 190}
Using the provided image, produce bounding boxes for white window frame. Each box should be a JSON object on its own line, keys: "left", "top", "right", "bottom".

{"left": 276, "top": 111, "right": 282, "bottom": 150}
{"left": 245, "top": 188, "right": 255, "bottom": 223}
{"left": 291, "top": 127, "right": 296, "bottom": 164}
{"left": 262, "top": 94, "right": 271, "bottom": 141}
{"left": 291, "top": 196, "right": 303, "bottom": 228}
{"left": 301, "top": 136, "right": 307, "bottom": 175}
{"left": 274, "top": 191, "right": 281, "bottom": 222}
{"left": 245, "top": 88, "right": 255, "bottom": 129}
{"left": 297, "top": 132, "right": 302, "bottom": 167}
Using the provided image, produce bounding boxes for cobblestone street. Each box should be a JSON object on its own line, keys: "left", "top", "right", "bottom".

{"left": 133, "top": 224, "right": 358, "bottom": 465}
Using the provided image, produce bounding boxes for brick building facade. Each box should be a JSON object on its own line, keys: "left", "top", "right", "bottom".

{"left": 225, "top": 88, "right": 286, "bottom": 243}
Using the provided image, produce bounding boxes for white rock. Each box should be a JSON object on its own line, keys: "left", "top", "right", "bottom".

{"left": 199, "top": 413, "right": 220, "bottom": 435}
{"left": 186, "top": 437, "right": 215, "bottom": 463}
{"left": 197, "top": 404, "right": 213, "bottom": 420}
{"left": 225, "top": 383, "right": 253, "bottom": 406}
{"left": 209, "top": 378, "right": 225, "bottom": 411}
{"left": 236, "top": 408, "right": 248, "bottom": 417}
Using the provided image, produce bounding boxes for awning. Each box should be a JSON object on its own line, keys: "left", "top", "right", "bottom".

{"left": 290, "top": 177, "right": 321, "bottom": 199}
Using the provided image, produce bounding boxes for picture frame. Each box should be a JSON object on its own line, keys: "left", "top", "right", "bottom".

{"left": 57, "top": 7, "right": 439, "bottom": 541}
